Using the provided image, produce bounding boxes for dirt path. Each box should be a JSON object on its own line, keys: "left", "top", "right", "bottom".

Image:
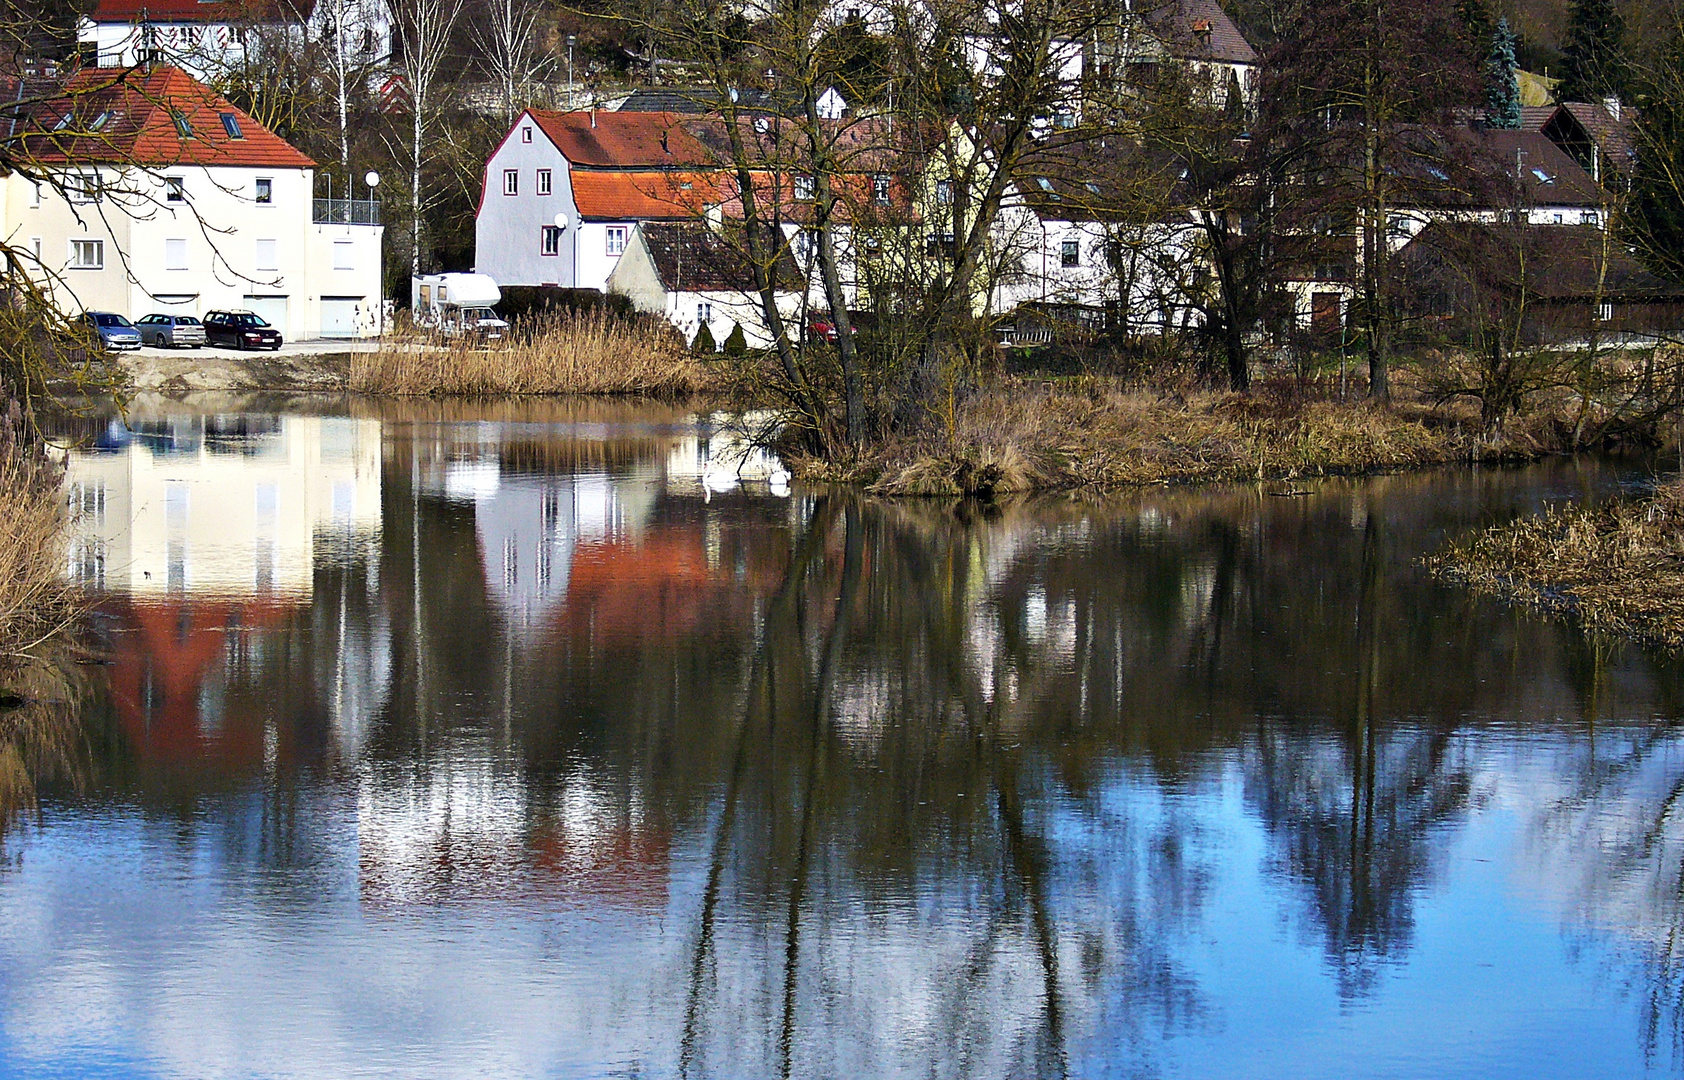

{"left": 116, "top": 347, "right": 359, "bottom": 393}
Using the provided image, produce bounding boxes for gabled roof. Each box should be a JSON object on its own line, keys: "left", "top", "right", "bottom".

{"left": 1403, "top": 221, "right": 1684, "bottom": 300}
{"left": 525, "top": 110, "right": 714, "bottom": 168}
{"left": 637, "top": 223, "right": 800, "bottom": 293}
{"left": 1143, "top": 0, "right": 1257, "bottom": 65}
{"left": 571, "top": 171, "right": 717, "bottom": 221}
{"left": 13, "top": 64, "right": 314, "bottom": 168}
{"left": 1548, "top": 100, "right": 1638, "bottom": 169}
{"left": 1518, "top": 105, "right": 1556, "bottom": 132}
{"left": 1469, "top": 128, "right": 1600, "bottom": 207}
{"left": 88, "top": 0, "right": 312, "bottom": 24}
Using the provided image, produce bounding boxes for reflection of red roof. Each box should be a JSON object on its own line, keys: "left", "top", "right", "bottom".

{"left": 526, "top": 110, "right": 713, "bottom": 168}
{"left": 103, "top": 596, "right": 295, "bottom": 771}
{"left": 89, "top": 0, "right": 310, "bottom": 22}
{"left": 570, "top": 170, "right": 716, "bottom": 221}
{"left": 21, "top": 65, "right": 315, "bottom": 168}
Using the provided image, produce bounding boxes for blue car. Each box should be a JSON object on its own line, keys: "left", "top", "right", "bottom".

{"left": 82, "top": 311, "right": 142, "bottom": 351}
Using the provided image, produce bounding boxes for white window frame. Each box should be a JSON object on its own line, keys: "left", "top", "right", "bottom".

{"left": 537, "top": 168, "right": 552, "bottom": 195}
{"left": 165, "top": 238, "right": 188, "bottom": 270}
{"left": 794, "top": 175, "right": 816, "bottom": 201}
{"left": 165, "top": 176, "right": 185, "bottom": 202}
{"left": 872, "top": 174, "right": 891, "bottom": 204}
{"left": 27, "top": 180, "right": 40, "bottom": 208}
{"left": 254, "top": 177, "right": 273, "bottom": 204}
{"left": 605, "top": 226, "right": 627, "bottom": 256}
{"left": 68, "top": 171, "right": 99, "bottom": 203}
{"left": 503, "top": 169, "right": 519, "bottom": 196}
{"left": 255, "top": 238, "right": 278, "bottom": 272}
{"left": 541, "top": 225, "right": 561, "bottom": 256}
{"left": 332, "top": 240, "right": 354, "bottom": 270}
{"left": 69, "top": 238, "right": 104, "bottom": 269}
{"left": 1060, "top": 239, "right": 1080, "bottom": 268}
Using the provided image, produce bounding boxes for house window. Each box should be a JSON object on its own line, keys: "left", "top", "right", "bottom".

{"left": 794, "top": 175, "right": 815, "bottom": 201}
{"left": 1061, "top": 239, "right": 1079, "bottom": 267}
{"left": 69, "top": 238, "right": 104, "bottom": 269}
{"left": 171, "top": 109, "right": 193, "bottom": 138}
{"left": 872, "top": 174, "right": 891, "bottom": 204}
{"left": 1599, "top": 300, "right": 1614, "bottom": 322}
{"left": 503, "top": 169, "right": 518, "bottom": 196}
{"left": 605, "top": 226, "right": 627, "bottom": 255}
{"left": 255, "top": 238, "right": 278, "bottom": 271}
{"left": 333, "top": 240, "right": 354, "bottom": 270}
{"left": 522, "top": 126, "right": 532, "bottom": 143}
{"left": 537, "top": 168, "right": 552, "bottom": 195}
{"left": 220, "top": 112, "right": 244, "bottom": 138}
{"left": 165, "top": 238, "right": 188, "bottom": 270}
{"left": 1583, "top": 210, "right": 1601, "bottom": 226}
{"left": 928, "top": 231, "right": 956, "bottom": 260}
{"left": 27, "top": 180, "right": 40, "bottom": 208}
{"left": 255, "top": 177, "right": 272, "bottom": 204}
{"left": 165, "top": 176, "right": 185, "bottom": 202}
{"left": 935, "top": 179, "right": 953, "bottom": 206}
{"left": 697, "top": 301, "right": 713, "bottom": 324}
{"left": 68, "top": 172, "right": 98, "bottom": 203}
{"left": 541, "top": 224, "right": 561, "bottom": 255}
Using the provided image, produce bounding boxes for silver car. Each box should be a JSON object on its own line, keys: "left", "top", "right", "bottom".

{"left": 136, "top": 313, "right": 206, "bottom": 348}
{"left": 81, "top": 311, "right": 142, "bottom": 351}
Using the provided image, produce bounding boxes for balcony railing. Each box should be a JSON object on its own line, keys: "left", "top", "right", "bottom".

{"left": 313, "top": 198, "right": 382, "bottom": 225}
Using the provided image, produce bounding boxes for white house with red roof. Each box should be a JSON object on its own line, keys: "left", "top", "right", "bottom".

{"left": 4, "top": 65, "right": 384, "bottom": 338}
{"left": 474, "top": 110, "right": 721, "bottom": 293}
{"left": 77, "top": 0, "right": 390, "bottom": 83}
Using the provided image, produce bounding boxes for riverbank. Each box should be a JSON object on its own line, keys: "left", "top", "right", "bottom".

{"left": 792, "top": 377, "right": 1588, "bottom": 495}
{"left": 1428, "top": 481, "right": 1684, "bottom": 647}
{"left": 0, "top": 449, "right": 75, "bottom": 658}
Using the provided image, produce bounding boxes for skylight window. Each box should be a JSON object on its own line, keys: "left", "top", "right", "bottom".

{"left": 220, "top": 112, "right": 243, "bottom": 139}
{"left": 1531, "top": 167, "right": 1555, "bottom": 184}
{"left": 172, "top": 110, "right": 193, "bottom": 139}
{"left": 89, "top": 111, "right": 112, "bottom": 131}
{"left": 1037, "top": 177, "right": 1055, "bottom": 191}
{"left": 1085, "top": 183, "right": 1101, "bottom": 195}
{"left": 1425, "top": 165, "right": 1448, "bottom": 181}
{"left": 52, "top": 112, "right": 72, "bottom": 131}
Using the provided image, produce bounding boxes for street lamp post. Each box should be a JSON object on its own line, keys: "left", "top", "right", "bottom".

{"left": 568, "top": 35, "right": 577, "bottom": 110}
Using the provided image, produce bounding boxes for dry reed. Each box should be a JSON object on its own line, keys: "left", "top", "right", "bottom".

{"left": 1428, "top": 482, "right": 1684, "bottom": 647}
{"left": 0, "top": 451, "right": 74, "bottom": 656}
{"left": 350, "top": 312, "right": 708, "bottom": 397}
{"left": 819, "top": 380, "right": 1458, "bottom": 495}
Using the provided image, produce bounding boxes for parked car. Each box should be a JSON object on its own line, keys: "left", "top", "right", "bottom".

{"left": 136, "top": 313, "right": 206, "bottom": 348}
{"left": 204, "top": 310, "right": 283, "bottom": 350}
{"left": 81, "top": 311, "right": 142, "bottom": 351}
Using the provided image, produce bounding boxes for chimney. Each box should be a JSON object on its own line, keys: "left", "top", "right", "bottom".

{"left": 1603, "top": 96, "right": 1621, "bottom": 122}
{"left": 590, "top": 106, "right": 596, "bottom": 128}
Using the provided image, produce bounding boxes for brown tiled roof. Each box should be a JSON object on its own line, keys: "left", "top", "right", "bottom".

{"left": 526, "top": 109, "right": 714, "bottom": 168}
{"left": 1558, "top": 101, "right": 1637, "bottom": 163}
{"left": 89, "top": 0, "right": 312, "bottom": 23}
{"left": 1519, "top": 106, "right": 1556, "bottom": 132}
{"left": 638, "top": 223, "right": 800, "bottom": 293}
{"left": 15, "top": 65, "right": 314, "bottom": 168}
{"left": 1144, "top": 0, "right": 1257, "bottom": 65}
{"left": 571, "top": 170, "right": 717, "bottom": 220}
{"left": 1405, "top": 222, "right": 1683, "bottom": 300}
{"left": 1470, "top": 129, "right": 1601, "bottom": 207}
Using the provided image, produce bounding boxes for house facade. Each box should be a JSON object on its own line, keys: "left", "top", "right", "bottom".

{"left": 607, "top": 223, "right": 803, "bottom": 350}
{"left": 474, "top": 110, "right": 717, "bottom": 293}
{"left": 4, "top": 65, "right": 384, "bottom": 338}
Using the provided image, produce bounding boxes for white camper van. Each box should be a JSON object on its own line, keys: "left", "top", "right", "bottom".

{"left": 411, "top": 273, "right": 510, "bottom": 340}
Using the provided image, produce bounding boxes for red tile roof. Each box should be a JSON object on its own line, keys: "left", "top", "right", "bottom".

{"left": 570, "top": 170, "right": 717, "bottom": 221}
{"left": 18, "top": 64, "right": 314, "bottom": 168}
{"left": 525, "top": 109, "right": 714, "bottom": 168}
{"left": 88, "top": 0, "right": 310, "bottom": 24}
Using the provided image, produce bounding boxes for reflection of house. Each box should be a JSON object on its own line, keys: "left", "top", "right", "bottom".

{"left": 357, "top": 767, "right": 670, "bottom": 910}
{"left": 64, "top": 411, "right": 382, "bottom": 599}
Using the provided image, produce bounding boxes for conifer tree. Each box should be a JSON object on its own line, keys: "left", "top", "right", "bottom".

{"left": 1558, "top": 0, "right": 1626, "bottom": 103}
{"left": 1627, "top": 21, "right": 1684, "bottom": 283}
{"left": 1485, "top": 18, "right": 1522, "bottom": 128}
{"left": 692, "top": 320, "right": 718, "bottom": 354}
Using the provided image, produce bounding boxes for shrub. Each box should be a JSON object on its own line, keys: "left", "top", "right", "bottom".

{"left": 692, "top": 320, "right": 717, "bottom": 355}
{"left": 722, "top": 322, "right": 748, "bottom": 355}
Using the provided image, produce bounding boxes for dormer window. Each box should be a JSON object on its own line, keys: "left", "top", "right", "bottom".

{"left": 171, "top": 110, "right": 193, "bottom": 138}
{"left": 220, "top": 112, "right": 244, "bottom": 138}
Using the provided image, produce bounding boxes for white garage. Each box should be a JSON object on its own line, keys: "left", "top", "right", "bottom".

{"left": 242, "top": 295, "right": 290, "bottom": 336}
{"left": 320, "top": 297, "right": 366, "bottom": 338}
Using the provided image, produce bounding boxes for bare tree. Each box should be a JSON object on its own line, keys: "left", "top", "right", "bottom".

{"left": 474, "top": 0, "right": 555, "bottom": 125}
{"left": 393, "top": 0, "right": 465, "bottom": 276}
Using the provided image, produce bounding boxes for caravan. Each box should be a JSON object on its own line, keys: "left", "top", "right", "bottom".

{"left": 411, "top": 273, "right": 511, "bottom": 340}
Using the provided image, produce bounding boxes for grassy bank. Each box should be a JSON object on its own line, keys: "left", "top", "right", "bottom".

{"left": 350, "top": 312, "right": 707, "bottom": 397}
{"left": 0, "top": 451, "right": 74, "bottom": 657}
{"left": 791, "top": 376, "right": 1582, "bottom": 496}
{"left": 1428, "top": 482, "right": 1684, "bottom": 647}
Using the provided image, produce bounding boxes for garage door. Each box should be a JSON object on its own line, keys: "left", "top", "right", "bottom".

{"left": 242, "top": 295, "right": 289, "bottom": 336}
{"left": 320, "top": 297, "right": 364, "bottom": 338}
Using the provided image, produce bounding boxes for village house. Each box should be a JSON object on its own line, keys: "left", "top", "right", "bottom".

{"left": 3, "top": 64, "right": 385, "bottom": 338}
{"left": 77, "top": 0, "right": 391, "bottom": 82}
{"left": 474, "top": 110, "right": 721, "bottom": 294}
{"left": 607, "top": 222, "right": 804, "bottom": 350}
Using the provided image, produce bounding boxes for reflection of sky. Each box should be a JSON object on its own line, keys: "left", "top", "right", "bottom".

{"left": 0, "top": 739, "right": 1671, "bottom": 1079}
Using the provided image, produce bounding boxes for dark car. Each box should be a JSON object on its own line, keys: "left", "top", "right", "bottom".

{"left": 81, "top": 311, "right": 142, "bottom": 351}
{"left": 204, "top": 310, "right": 283, "bottom": 350}
{"left": 136, "top": 313, "right": 206, "bottom": 348}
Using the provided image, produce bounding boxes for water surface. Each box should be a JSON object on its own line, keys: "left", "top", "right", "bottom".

{"left": 5, "top": 395, "right": 1684, "bottom": 1079}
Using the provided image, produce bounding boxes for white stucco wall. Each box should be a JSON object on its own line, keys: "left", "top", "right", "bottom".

{"left": 474, "top": 117, "right": 580, "bottom": 289}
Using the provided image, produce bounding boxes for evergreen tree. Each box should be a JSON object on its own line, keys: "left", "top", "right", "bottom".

{"left": 1627, "top": 22, "right": 1684, "bottom": 283}
{"left": 1558, "top": 0, "right": 1626, "bottom": 102}
{"left": 1484, "top": 18, "right": 1522, "bottom": 128}
{"left": 722, "top": 322, "right": 748, "bottom": 354}
{"left": 692, "top": 320, "right": 717, "bottom": 354}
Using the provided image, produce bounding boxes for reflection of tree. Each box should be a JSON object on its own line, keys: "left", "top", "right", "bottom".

{"left": 0, "top": 654, "right": 93, "bottom": 839}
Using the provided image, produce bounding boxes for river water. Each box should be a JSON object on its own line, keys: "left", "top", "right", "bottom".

{"left": 4, "top": 395, "right": 1683, "bottom": 1078}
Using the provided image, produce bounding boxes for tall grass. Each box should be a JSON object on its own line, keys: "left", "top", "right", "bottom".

{"left": 0, "top": 450, "right": 72, "bottom": 656}
{"left": 1429, "top": 482, "right": 1684, "bottom": 647}
{"left": 350, "top": 312, "right": 708, "bottom": 397}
